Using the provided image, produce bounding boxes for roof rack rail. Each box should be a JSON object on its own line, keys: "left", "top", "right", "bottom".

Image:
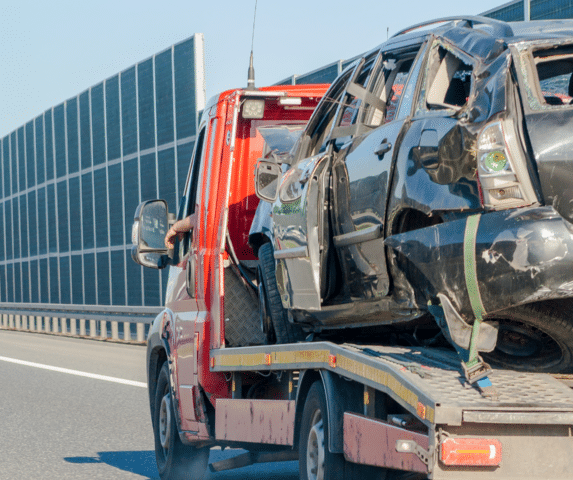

{"left": 392, "top": 15, "right": 513, "bottom": 39}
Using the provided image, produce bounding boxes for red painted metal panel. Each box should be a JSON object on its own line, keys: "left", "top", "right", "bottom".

{"left": 343, "top": 412, "right": 429, "bottom": 473}
{"left": 215, "top": 399, "right": 296, "bottom": 445}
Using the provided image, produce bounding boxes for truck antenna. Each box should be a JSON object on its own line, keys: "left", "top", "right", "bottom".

{"left": 247, "top": 0, "right": 258, "bottom": 90}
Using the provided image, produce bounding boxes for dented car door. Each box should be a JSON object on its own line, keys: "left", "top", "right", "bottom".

{"left": 332, "top": 46, "right": 424, "bottom": 302}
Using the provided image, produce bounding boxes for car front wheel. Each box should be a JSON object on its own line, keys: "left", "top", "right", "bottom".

{"left": 258, "top": 242, "right": 304, "bottom": 344}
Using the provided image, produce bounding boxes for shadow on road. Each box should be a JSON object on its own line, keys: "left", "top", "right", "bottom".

{"left": 64, "top": 450, "right": 159, "bottom": 479}
{"left": 64, "top": 448, "right": 299, "bottom": 479}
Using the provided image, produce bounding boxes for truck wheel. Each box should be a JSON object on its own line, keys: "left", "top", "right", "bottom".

{"left": 299, "top": 382, "right": 387, "bottom": 480}
{"left": 153, "top": 362, "right": 209, "bottom": 480}
{"left": 258, "top": 242, "right": 304, "bottom": 344}
{"left": 484, "top": 302, "right": 573, "bottom": 373}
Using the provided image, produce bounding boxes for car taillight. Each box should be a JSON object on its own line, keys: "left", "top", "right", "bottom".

{"left": 440, "top": 438, "right": 502, "bottom": 466}
{"left": 476, "top": 120, "right": 537, "bottom": 210}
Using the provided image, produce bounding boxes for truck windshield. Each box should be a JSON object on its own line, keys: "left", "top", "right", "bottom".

{"left": 257, "top": 125, "right": 305, "bottom": 155}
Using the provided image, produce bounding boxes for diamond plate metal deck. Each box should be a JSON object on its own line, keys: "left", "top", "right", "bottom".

{"left": 211, "top": 340, "right": 573, "bottom": 426}
{"left": 342, "top": 344, "right": 573, "bottom": 424}
{"left": 345, "top": 344, "right": 573, "bottom": 408}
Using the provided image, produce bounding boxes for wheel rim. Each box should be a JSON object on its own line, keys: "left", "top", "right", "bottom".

{"left": 159, "top": 392, "right": 172, "bottom": 457}
{"left": 484, "top": 320, "right": 565, "bottom": 370}
{"left": 306, "top": 410, "right": 325, "bottom": 480}
{"left": 496, "top": 323, "right": 543, "bottom": 357}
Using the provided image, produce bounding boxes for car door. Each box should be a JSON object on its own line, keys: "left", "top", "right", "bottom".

{"left": 164, "top": 115, "right": 215, "bottom": 432}
{"left": 272, "top": 69, "right": 355, "bottom": 311}
{"left": 331, "top": 44, "right": 425, "bottom": 301}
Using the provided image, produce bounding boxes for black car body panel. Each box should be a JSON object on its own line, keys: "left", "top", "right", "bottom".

{"left": 386, "top": 207, "right": 573, "bottom": 316}
{"left": 251, "top": 17, "right": 573, "bottom": 371}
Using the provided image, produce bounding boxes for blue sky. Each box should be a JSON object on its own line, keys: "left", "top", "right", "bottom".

{"left": 0, "top": 0, "right": 507, "bottom": 137}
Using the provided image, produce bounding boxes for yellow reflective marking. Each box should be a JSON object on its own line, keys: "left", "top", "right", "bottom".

{"left": 426, "top": 406, "right": 435, "bottom": 423}
{"left": 274, "top": 350, "right": 330, "bottom": 365}
{"left": 213, "top": 348, "right": 434, "bottom": 422}
{"left": 214, "top": 350, "right": 331, "bottom": 368}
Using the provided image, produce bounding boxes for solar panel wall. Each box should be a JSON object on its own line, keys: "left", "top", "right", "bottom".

{"left": 0, "top": 34, "right": 205, "bottom": 307}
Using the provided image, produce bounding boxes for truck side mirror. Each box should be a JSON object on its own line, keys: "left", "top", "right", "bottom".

{"left": 131, "top": 199, "right": 173, "bottom": 269}
{"left": 255, "top": 160, "right": 282, "bottom": 203}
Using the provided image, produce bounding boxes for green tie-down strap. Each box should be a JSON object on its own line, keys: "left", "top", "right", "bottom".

{"left": 463, "top": 214, "right": 486, "bottom": 369}
{"left": 461, "top": 214, "right": 496, "bottom": 394}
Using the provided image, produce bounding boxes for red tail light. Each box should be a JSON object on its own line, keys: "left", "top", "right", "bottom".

{"left": 440, "top": 438, "right": 502, "bottom": 466}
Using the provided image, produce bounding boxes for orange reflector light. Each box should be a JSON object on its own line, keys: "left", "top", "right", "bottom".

{"left": 210, "top": 357, "right": 215, "bottom": 369}
{"left": 329, "top": 354, "right": 337, "bottom": 368}
{"left": 416, "top": 402, "right": 426, "bottom": 420}
{"left": 441, "top": 438, "right": 502, "bottom": 467}
{"left": 265, "top": 354, "right": 272, "bottom": 366}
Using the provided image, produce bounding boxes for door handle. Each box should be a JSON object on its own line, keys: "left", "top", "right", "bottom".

{"left": 375, "top": 139, "right": 392, "bottom": 158}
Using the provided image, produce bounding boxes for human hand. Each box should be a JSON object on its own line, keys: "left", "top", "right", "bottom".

{"left": 164, "top": 216, "right": 193, "bottom": 249}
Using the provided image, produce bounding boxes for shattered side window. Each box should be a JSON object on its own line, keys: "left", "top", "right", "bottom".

{"left": 533, "top": 48, "right": 573, "bottom": 106}
{"left": 304, "top": 69, "right": 354, "bottom": 156}
{"left": 416, "top": 43, "right": 473, "bottom": 113}
{"left": 385, "top": 65, "right": 411, "bottom": 123}
{"left": 338, "top": 53, "right": 377, "bottom": 127}
{"left": 396, "top": 43, "right": 428, "bottom": 120}
{"left": 362, "top": 46, "right": 421, "bottom": 127}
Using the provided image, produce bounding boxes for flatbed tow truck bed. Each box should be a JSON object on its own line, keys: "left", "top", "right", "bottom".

{"left": 211, "top": 341, "right": 573, "bottom": 479}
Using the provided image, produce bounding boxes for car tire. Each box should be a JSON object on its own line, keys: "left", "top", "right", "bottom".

{"left": 153, "top": 362, "right": 209, "bottom": 480}
{"left": 299, "top": 382, "right": 387, "bottom": 480}
{"left": 258, "top": 242, "right": 304, "bottom": 344}
{"left": 484, "top": 301, "right": 573, "bottom": 373}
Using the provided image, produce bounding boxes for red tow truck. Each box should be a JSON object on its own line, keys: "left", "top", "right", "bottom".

{"left": 132, "top": 81, "right": 573, "bottom": 480}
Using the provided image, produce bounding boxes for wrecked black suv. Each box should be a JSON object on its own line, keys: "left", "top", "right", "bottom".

{"left": 250, "top": 16, "right": 573, "bottom": 373}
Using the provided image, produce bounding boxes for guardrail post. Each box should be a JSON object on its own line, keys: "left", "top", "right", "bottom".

{"left": 1, "top": 314, "right": 6, "bottom": 328}
{"left": 100, "top": 320, "right": 107, "bottom": 339}
{"left": 15, "top": 315, "right": 21, "bottom": 330}
{"left": 137, "top": 323, "right": 145, "bottom": 342}
{"left": 52, "top": 317, "right": 59, "bottom": 334}
{"left": 27, "top": 316, "right": 33, "bottom": 331}
{"left": 89, "top": 319, "right": 97, "bottom": 337}
{"left": 79, "top": 319, "right": 86, "bottom": 336}
{"left": 123, "top": 322, "right": 131, "bottom": 341}
{"left": 8, "top": 314, "right": 14, "bottom": 328}
{"left": 111, "top": 321, "right": 119, "bottom": 341}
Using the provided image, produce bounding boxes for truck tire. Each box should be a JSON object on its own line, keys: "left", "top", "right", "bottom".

{"left": 153, "top": 362, "right": 209, "bottom": 480}
{"left": 258, "top": 242, "right": 304, "bottom": 344}
{"left": 299, "top": 382, "right": 387, "bottom": 480}
{"left": 484, "top": 301, "right": 573, "bottom": 373}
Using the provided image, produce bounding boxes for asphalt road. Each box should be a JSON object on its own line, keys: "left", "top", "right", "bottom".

{"left": 0, "top": 330, "right": 299, "bottom": 480}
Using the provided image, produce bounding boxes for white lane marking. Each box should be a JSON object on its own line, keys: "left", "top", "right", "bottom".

{"left": 0, "top": 355, "right": 147, "bottom": 388}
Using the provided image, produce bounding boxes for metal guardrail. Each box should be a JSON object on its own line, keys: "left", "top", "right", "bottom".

{"left": 0, "top": 303, "right": 162, "bottom": 343}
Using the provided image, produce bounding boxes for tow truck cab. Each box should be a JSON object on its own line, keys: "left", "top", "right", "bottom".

{"left": 131, "top": 84, "right": 328, "bottom": 442}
